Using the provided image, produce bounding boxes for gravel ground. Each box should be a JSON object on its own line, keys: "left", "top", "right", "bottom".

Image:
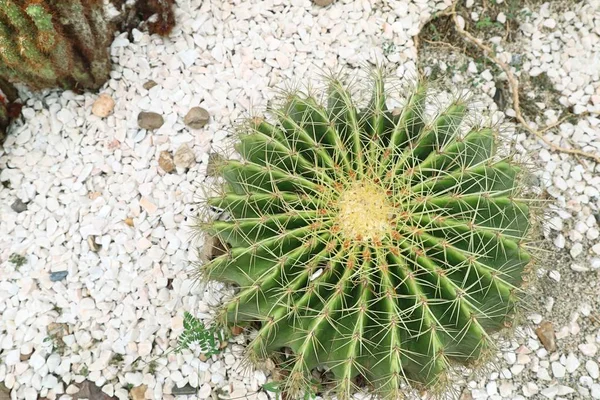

{"left": 1, "top": 0, "right": 600, "bottom": 399}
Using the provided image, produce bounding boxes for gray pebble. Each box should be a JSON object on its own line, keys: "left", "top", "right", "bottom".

{"left": 11, "top": 199, "right": 27, "bottom": 213}
{"left": 137, "top": 112, "right": 164, "bottom": 130}
{"left": 172, "top": 384, "right": 197, "bottom": 396}
{"left": 50, "top": 271, "right": 68, "bottom": 282}
{"left": 184, "top": 107, "right": 210, "bottom": 129}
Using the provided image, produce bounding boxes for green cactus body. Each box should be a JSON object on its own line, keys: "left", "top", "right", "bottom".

{"left": 0, "top": 0, "right": 112, "bottom": 90}
{"left": 201, "top": 73, "right": 536, "bottom": 399}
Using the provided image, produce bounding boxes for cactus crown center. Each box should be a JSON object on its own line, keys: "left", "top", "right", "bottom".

{"left": 335, "top": 180, "right": 393, "bottom": 241}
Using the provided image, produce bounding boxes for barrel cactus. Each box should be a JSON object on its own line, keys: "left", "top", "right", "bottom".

{"left": 199, "top": 71, "right": 536, "bottom": 399}
{"left": 0, "top": 0, "right": 114, "bottom": 90}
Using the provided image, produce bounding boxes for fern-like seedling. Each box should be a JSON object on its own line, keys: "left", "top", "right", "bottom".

{"left": 197, "top": 71, "right": 538, "bottom": 399}
{"left": 175, "top": 311, "right": 225, "bottom": 357}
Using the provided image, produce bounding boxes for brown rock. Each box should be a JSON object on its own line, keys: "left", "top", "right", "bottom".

{"left": 535, "top": 320, "right": 557, "bottom": 352}
{"left": 158, "top": 150, "right": 175, "bottom": 173}
{"left": 47, "top": 322, "right": 69, "bottom": 339}
{"left": 231, "top": 325, "right": 244, "bottom": 336}
{"left": 130, "top": 385, "right": 147, "bottom": 400}
{"left": 91, "top": 94, "right": 115, "bottom": 118}
{"left": 200, "top": 235, "right": 228, "bottom": 263}
{"left": 184, "top": 107, "right": 210, "bottom": 129}
{"left": 312, "top": 0, "right": 334, "bottom": 6}
{"left": 137, "top": 112, "right": 164, "bottom": 130}
{"left": 143, "top": 80, "right": 158, "bottom": 90}
{"left": 0, "top": 383, "right": 10, "bottom": 400}
{"left": 174, "top": 144, "right": 196, "bottom": 169}
{"left": 124, "top": 217, "right": 134, "bottom": 227}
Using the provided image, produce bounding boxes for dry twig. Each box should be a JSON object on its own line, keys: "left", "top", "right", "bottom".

{"left": 417, "top": 1, "right": 599, "bottom": 164}
{"left": 448, "top": 1, "right": 600, "bottom": 164}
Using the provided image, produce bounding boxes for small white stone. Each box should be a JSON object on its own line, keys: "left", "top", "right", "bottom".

{"left": 66, "top": 385, "right": 80, "bottom": 395}
{"left": 80, "top": 298, "right": 95, "bottom": 310}
{"left": 481, "top": 70, "right": 493, "bottom": 81}
{"left": 198, "top": 383, "right": 212, "bottom": 399}
{"left": 499, "top": 381, "right": 513, "bottom": 397}
{"left": 551, "top": 361, "right": 566, "bottom": 378}
{"left": 579, "top": 343, "right": 598, "bottom": 357}
{"left": 571, "top": 263, "right": 589, "bottom": 272}
{"left": 570, "top": 243, "right": 583, "bottom": 258}
{"left": 102, "top": 384, "right": 115, "bottom": 397}
{"left": 29, "top": 352, "right": 46, "bottom": 370}
{"left": 548, "top": 270, "right": 560, "bottom": 282}
{"left": 505, "top": 352, "right": 517, "bottom": 364}
{"left": 548, "top": 217, "right": 563, "bottom": 231}
{"left": 189, "top": 371, "right": 199, "bottom": 388}
{"left": 543, "top": 18, "right": 556, "bottom": 29}
{"left": 46, "top": 354, "right": 61, "bottom": 372}
{"left": 586, "top": 360, "right": 600, "bottom": 379}
{"left": 592, "top": 383, "right": 600, "bottom": 399}
{"left": 523, "top": 382, "right": 539, "bottom": 397}
{"left": 537, "top": 367, "right": 552, "bottom": 380}
{"left": 565, "top": 353, "right": 581, "bottom": 373}
{"left": 137, "top": 341, "right": 152, "bottom": 357}
{"left": 541, "top": 385, "right": 558, "bottom": 398}
{"left": 140, "top": 197, "right": 158, "bottom": 214}
{"left": 557, "top": 385, "right": 575, "bottom": 395}
{"left": 518, "top": 353, "right": 531, "bottom": 365}
{"left": 486, "top": 381, "right": 498, "bottom": 396}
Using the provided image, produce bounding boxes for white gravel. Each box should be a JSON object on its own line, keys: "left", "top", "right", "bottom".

{"left": 1, "top": 0, "right": 600, "bottom": 399}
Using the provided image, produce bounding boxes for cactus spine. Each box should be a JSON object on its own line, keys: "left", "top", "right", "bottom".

{"left": 199, "top": 72, "right": 538, "bottom": 399}
{"left": 0, "top": 0, "right": 113, "bottom": 90}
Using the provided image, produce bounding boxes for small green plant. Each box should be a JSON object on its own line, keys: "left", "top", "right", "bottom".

{"left": 475, "top": 16, "right": 503, "bottom": 30}
{"left": 110, "top": 353, "right": 124, "bottom": 365}
{"left": 148, "top": 360, "right": 158, "bottom": 374}
{"left": 262, "top": 382, "right": 282, "bottom": 400}
{"left": 262, "top": 381, "right": 317, "bottom": 400}
{"left": 43, "top": 336, "right": 66, "bottom": 356}
{"left": 382, "top": 41, "right": 396, "bottom": 57}
{"left": 175, "top": 312, "right": 225, "bottom": 357}
{"left": 197, "top": 71, "right": 538, "bottom": 399}
{"left": 8, "top": 253, "right": 26, "bottom": 268}
{"left": 79, "top": 365, "right": 89, "bottom": 377}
